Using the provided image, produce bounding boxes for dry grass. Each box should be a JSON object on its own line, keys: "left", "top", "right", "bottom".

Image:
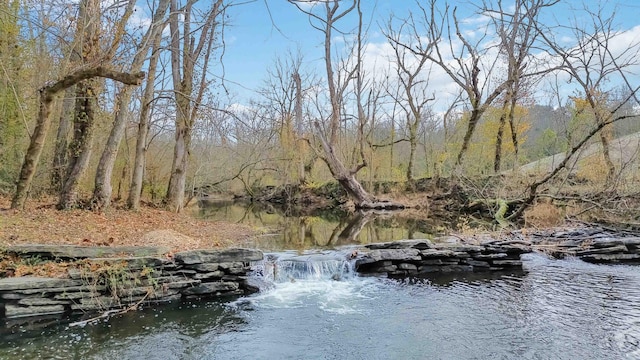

{"left": 524, "top": 199, "right": 565, "bottom": 228}
{"left": 0, "top": 196, "right": 257, "bottom": 252}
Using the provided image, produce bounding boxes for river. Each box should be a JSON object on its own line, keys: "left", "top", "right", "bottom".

{"left": 0, "top": 203, "right": 639, "bottom": 359}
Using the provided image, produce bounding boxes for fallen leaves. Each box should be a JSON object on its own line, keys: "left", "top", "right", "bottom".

{"left": 0, "top": 196, "right": 257, "bottom": 252}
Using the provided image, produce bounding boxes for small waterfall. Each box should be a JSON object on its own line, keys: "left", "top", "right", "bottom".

{"left": 251, "top": 250, "right": 357, "bottom": 284}
{"left": 241, "top": 249, "right": 372, "bottom": 314}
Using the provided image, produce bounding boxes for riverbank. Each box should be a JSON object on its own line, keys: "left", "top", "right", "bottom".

{"left": 0, "top": 196, "right": 258, "bottom": 251}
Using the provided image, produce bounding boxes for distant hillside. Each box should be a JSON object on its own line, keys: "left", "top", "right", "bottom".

{"left": 519, "top": 131, "right": 640, "bottom": 177}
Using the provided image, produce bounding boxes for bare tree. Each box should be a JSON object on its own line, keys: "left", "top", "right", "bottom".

{"left": 288, "top": 0, "right": 401, "bottom": 209}
{"left": 394, "top": 0, "right": 514, "bottom": 170}
{"left": 385, "top": 14, "right": 435, "bottom": 183}
{"left": 486, "top": 0, "right": 553, "bottom": 172}
{"left": 11, "top": 67, "right": 144, "bottom": 209}
{"left": 58, "top": 0, "right": 138, "bottom": 209}
{"left": 165, "top": 0, "right": 225, "bottom": 212}
{"left": 91, "top": 0, "right": 170, "bottom": 210}
{"left": 509, "top": 4, "right": 640, "bottom": 219}
{"left": 127, "top": 19, "right": 167, "bottom": 210}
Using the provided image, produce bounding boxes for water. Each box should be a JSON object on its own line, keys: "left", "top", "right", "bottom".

{"left": 2, "top": 252, "right": 640, "bottom": 359}
{"left": 197, "top": 201, "right": 480, "bottom": 250}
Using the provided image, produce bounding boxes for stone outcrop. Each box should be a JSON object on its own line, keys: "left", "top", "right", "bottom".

{"left": 0, "top": 246, "right": 263, "bottom": 320}
{"left": 355, "top": 239, "right": 530, "bottom": 277}
{"left": 521, "top": 227, "right": 640, "bottom": 264}
{"left": 541, "top": 237, "right": 640, "bottom": 264}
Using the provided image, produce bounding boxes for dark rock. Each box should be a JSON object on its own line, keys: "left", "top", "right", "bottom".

{"left": 491, "top": 260, "right": 523, "bottom": 267}
{"left": 18, "top": 284, "right": 105, "bottom": 295}
{"left": 581, "top": 253, "right": 640, "bottom": 263}
{"left": 365, "top": 239, "right": 432, "bottom": 250}
{"left": 218, "top": 262, "right": 247, "bottom": 274}
{"left": 164, "top": 279, "right": 201, "bottom": 289}
{"left": 190, "top": 263, "right": 220, "bottom": 272}
{"left": 6, "top": 245, "right": 170, "bottom": 260}
{"left": 473, "top": 253, "right": 509, "bottom": 260}
{"left": 88, "top": 257, "right": 170, "bottom": 270}
{"left": 452, "top": 252, "right": 471, "bottom": 258}
{"left": 621, "top": 238, "right": 640, "bottom": 249}
{"left": 398, "top": 263, "right": 418, "bottom": 271}
{"left": 464, "top": 259, "right": 491, "bottom": 268}
{"left": 432, "top": 244, "right": 484, "bottom": 253}
{"left": 54, "top": 291, "right": 101, "bottom": 300}
{"left": 418, "top": 265, "right": 473, "bottom": 273}
{"left": 419, "top": 259, "right": 443, "bottom": 265}
{"left": 576, "top": 245, "right": 628, "bottom": 256}
{"left": 363, "top": 249, "right": 422, "bottom": 262}
{"left": 590, "top": 238, "right": 625, "bottom": 248}
{"left": 193, "top": 270, "right": 225, "bottom": 280}
{"left": 175, "top": 248, "right": 263, "bottom": 265}
{"left": 221, "top": 275, "right": 246, "bottom": 282}
{"left": 180, "top": 282, "right": 239, "bottom": 296}
{"left": 117, "top": 286, "right": 155, "bottom": 297}
{"left": 420, "top": 249, "right": 455, "bottom": 258}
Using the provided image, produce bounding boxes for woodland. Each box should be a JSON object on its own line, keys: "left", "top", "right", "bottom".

{"left": 0, "top": 0, "right": 639, "bottom": 229}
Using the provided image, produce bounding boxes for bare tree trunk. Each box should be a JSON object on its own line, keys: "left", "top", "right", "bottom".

{"left": 11, "top": 67, "right": 144, "bottom": 209}
{"left": 90, "top": 85, "right": 132, "bottom": 209}
{"left": 51, "top": 88, "right": 75, "bottom": 191}
{"left": 494, "top": 96, "right": 510, "bottom": 173}
{"left": 128, "top": 30, "right": 163, "bottom": 210}
{"left": 599, "top": 122, "right": 616, "bottom": 181}
{"left": 59, "top": 79, "right": 99, "bottom": 209}
{"left": 293, "top": 71, "right": 306, "bottom": 185}
{"left": 91, "top": 0, "right": 169, "bottom": 210}
{"left": 165, "top": 0, "right": 224, "bottom": 212}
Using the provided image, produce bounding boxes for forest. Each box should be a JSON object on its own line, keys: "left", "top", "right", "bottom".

{"left": 1, "top": 0, "right": 639, "bottom": 227}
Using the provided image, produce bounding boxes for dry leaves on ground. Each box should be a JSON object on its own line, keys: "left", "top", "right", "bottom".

{"left": 0, "top": 197, "right": 257, "bottom": 252}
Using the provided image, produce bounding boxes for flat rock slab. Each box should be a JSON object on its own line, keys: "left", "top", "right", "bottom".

{"left": 6, "top": 245, "right": 171, "bottom": 259}
{"left": 180, "top": 282, "right": 239, "bottom": 296}
{"left": 365, "top": 239, "right": 432, "bottom": 250}
{"left": 87, "top": 256, "right": 171, "bottom": 270}
{"left": 175, "top": 248, "right": 263, "bottom": 265}
{"left": 5, "top": 304, "right": 65, "bottom": 318}
{"left": 0, "top": 277, "right": 83, "bottom": 291}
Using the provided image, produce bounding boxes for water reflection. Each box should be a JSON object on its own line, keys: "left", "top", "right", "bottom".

{"left": 0, "top": 301, "right": 246, "bottom": 359}
{"left": 197, "top": 201, "right": 477, "bottom": 251}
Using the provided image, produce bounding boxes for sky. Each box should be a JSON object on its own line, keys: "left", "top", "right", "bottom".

{"left": 121, "top": 0, "right": 637, "bottom": 114}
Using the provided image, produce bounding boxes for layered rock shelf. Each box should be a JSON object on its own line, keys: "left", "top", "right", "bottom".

{"left": 0, "top": 245, "right": 263, "bottom": 321}
{"left": 355, "top": 239, "right": 531, "bottom": 277}
{"left": 522, "top": 227, "right": 640, "bottom": 264}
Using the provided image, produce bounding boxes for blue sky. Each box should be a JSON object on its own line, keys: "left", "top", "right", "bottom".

{"left": 217, "top": 0, "right": 640, "bottom": 107}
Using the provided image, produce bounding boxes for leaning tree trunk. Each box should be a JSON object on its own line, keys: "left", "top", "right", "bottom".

{"left": 11, "top": 68, "right": 145, "bottom": 209}
{"left": 58, "top": 79, "right": 99, "bottom": 209}
{"left": 51, "top": 87, "right": 75, "bottom": 192}
{"left": 90, "top": 85, "right": 132, "bottom": 209}
{"left": 315, "top": 122, "right": 402, "bottom": 210}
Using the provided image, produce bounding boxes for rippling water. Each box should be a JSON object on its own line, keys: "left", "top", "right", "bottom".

{"left": 1, "top": 253, "right": 639, "bottom": 359}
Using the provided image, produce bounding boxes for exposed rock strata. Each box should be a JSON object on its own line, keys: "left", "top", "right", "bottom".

{"left": 522, "top": 227, "right": 640, "bottom": 264}
{"left": 355, "top": 239, "right": 531, "bottom": 277}
{"left": 0, "top": 246, "right": 263, "bottom": 320}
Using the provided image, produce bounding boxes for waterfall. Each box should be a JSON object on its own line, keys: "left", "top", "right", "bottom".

{"left": 251, "top": 250, "right": 358, "bottom": 284}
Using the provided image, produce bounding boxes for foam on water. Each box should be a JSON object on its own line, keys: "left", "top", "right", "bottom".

{"left": 238, "top": 249, "right": 378, "bottom": 314}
